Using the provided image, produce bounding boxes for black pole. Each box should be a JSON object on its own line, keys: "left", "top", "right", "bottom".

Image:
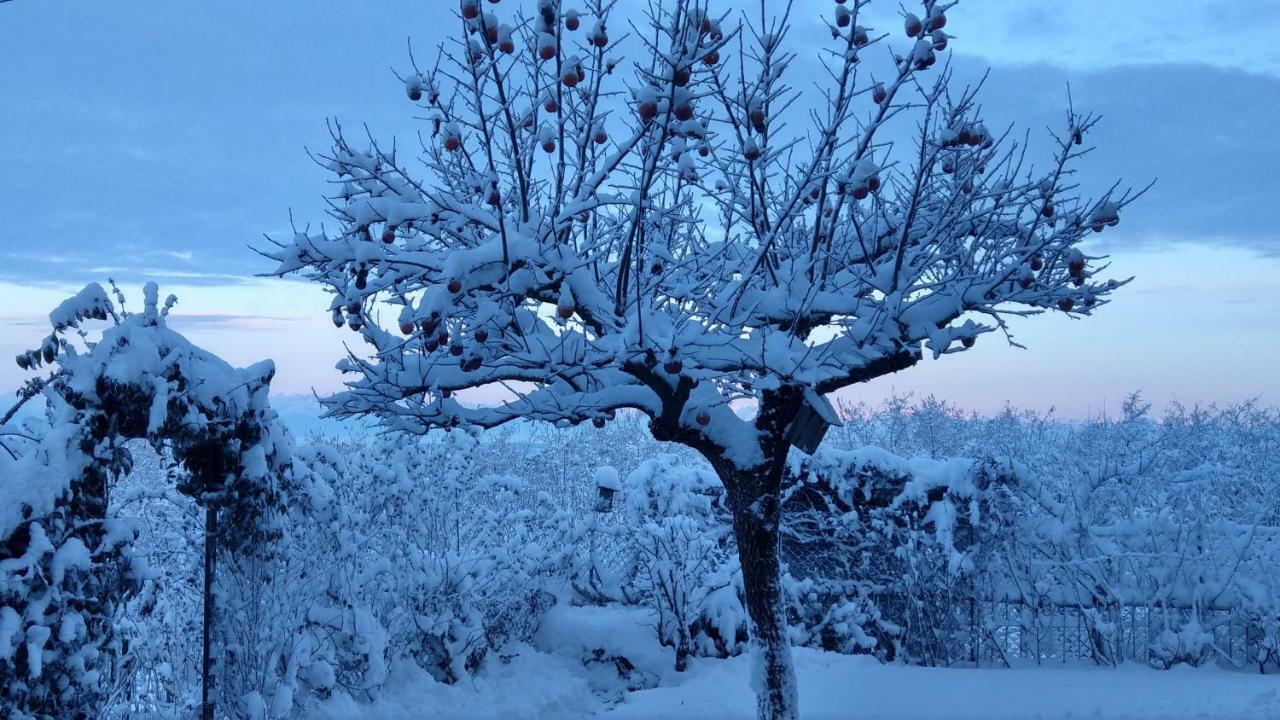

{"left": 201, "top": 504, "right": 218, "bottom": 720}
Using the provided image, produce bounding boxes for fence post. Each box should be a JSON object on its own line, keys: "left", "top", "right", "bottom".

{"left": 1034, "top": 604, "right": 1042, "bottom": 665}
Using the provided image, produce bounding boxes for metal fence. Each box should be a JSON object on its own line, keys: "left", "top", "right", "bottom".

{"left": 974, "top": 600, "right": 1260, "bottom": 669}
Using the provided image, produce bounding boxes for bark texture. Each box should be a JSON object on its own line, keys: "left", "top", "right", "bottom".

{"left": 730, "top": 483, "right": 798, "bottom": 720}
{"left": 720, "top": 389, "right": 801, "bottom": 720}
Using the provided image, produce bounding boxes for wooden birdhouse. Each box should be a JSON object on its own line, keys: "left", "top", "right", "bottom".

{"left": 785, "top": 389, "right": 842, "bottom": 455}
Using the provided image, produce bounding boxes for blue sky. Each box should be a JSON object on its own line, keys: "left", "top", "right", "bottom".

{"left": 1, "top": 0, "right": 1278, "bottom": 417}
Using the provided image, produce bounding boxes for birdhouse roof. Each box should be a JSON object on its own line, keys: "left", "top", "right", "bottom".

{"left": 804, "top": 388, "right": 842, "bottom": 427}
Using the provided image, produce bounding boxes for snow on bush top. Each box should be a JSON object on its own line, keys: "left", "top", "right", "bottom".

{"left": 2, "top": 282, "right": 285, "bottom": 537}
{"left": 788, "top": 445, "right": 990, "bottom": 506}
{"left": 624, "top": 454, "right": 722, "bottom": 522}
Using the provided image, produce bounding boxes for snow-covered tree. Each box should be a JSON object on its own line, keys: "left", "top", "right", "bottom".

{"left": 2, "top": 282, "right": 293, "bottom": 720}
{"left": 266, "top": 1, "right": 1136, "bottom": 715}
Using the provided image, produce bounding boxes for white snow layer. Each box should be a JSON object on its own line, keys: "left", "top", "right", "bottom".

{"left": 303, "top": 605, "right": 1280, "bottom": 720}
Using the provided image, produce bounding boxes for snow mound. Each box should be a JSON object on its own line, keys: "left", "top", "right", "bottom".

{"left": 535, "top": 604, "right": 673, "bottom": 682}
{"left": 306, "top": 646, "right": 604, "bottom": 720}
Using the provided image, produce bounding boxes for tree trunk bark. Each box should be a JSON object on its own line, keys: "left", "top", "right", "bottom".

{"left": 671, "top": 387, "right": 803, "bottom": 718}
{"left": 675, "top": 630, "right": 691, "bottom": 672}
{"left": 728, "top": 475, "right": 798, "bottom": 720}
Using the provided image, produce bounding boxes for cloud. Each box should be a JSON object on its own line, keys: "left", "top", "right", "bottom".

{"left": 957, "top": 60, "right": 1280, "bottom": 254}
{"left": 0, "top": 316, "right": 48, "bottom": 329}
{"left": 160, "top": 312, "right": 297, "bottom": 326}
{"left": 828, "top": 1, "right": 1280, "bottom": 78}
{"left": 0, "top": 1, "right": 429, "bottom": 288}
{"left": 0, "top": 312, "right": 296, "bottom": 337}
{"left": 773, "top": 50, "right": 1280, "bottom": 255}
{"left": 723, "top": 42, "right": 1280, "bottom": 255}
{"left": 82, "top": 268, "right": 256, "bottom": 286}
{"left": 3, "top": 0, "right": 1277, "bottom": 293}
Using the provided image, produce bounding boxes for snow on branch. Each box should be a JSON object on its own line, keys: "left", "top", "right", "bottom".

{"left": 266, "top": 0, "right": 1138, "bottom": 471}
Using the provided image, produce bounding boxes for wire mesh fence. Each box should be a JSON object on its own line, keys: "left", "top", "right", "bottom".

{"left": 975, "top": 600, "right": 1260, "bottom": 669}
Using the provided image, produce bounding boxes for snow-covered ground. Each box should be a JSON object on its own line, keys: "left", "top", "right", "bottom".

{"left": 607, "top": 650, "right": 1280, "bottom": 720}
{"left": 304, "top": 605, "right": 1280, "bottom": 720}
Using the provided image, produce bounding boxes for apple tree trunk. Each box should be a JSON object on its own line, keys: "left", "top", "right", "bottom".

{"left": 723, "top": 465, "right": 798, "bottom": 720}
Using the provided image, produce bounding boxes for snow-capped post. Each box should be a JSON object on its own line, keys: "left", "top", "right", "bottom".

{"left": 267, "top": 0, "right": 1139, "bottom": 717}
{"left": 594, "top": 466, "right": 620, "bottom": 513}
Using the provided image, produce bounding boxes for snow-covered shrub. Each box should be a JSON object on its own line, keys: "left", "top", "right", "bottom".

{"left": 1247, "top": 602, "right": 1280, "bottom": 674}
{"left": 686, "top": 564, "right": 750, "bottom": 661}
{"left": 1150, "top": 615, "right": 1214, "bottom": 669}
{"left": 1152, "top": 617, "right": 1208, "bottom": 666}
{"left": 781, "top": 447, "right": 1014, "bottom": 665}
{"left": 621, "top": 455, "right": 745, "bottom": 669}
{"left": 2, "top": 283, "right": 299, "bottom": 720}
{"left": 1, "top": 383, "right": 145, "bottom": 718}
{"left": 106, "top": 447, "right": 205, "bottom": 717}
{"left": 0, "top": 424, "right": 144, "bottom": 720}
{"left": 782, "top": 574, "right": 882, "bottom": 656}
{"left": 478, "top": 415, "right": 683, "bottom": 524}
{"left": 247, "top": 429, "right": 584, "bottom": 716}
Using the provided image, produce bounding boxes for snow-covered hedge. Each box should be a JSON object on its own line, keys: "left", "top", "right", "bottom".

{"left": 549, "top": 444, "right": 1011, "bottom": 670}
{"left": 828, "top": 394, "right": 1280, "bottom": 669}
{"left": 226, "top": 429, "right": 591, "bottom": 717}
{"left": 621, "top": 455, "right": 745, "bottom": 668}
{"left": 779, "top": 447, "right": 1014, "bottom": 664}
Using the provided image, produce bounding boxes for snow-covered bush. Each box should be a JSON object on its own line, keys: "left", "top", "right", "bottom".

{"left": 781, "top": 447, "right": 1015, "bottom": 665}
{"left": 782, "top": 574, "right": 882, "bottom": 656}
{"left": 985, "top": 396, "right": 1278, "bottom": 668}
{"left": 0, "top": 414, "right": 145, "bottom": 720}
{"left": 479, "top": 414, "right": 683, "bottom": 522}
{"left": 1150, "top": 616, "right": 1214, "bottom": 669}
{"left": 1247, "top": 602, "right": 1280, "bottom": 674}
{"left": 107, "top": 447, "right": 205, "bottom": 717}
{"left": 621, "top": 455, "right": 745, "bottom": 669}
{"left": 607, "top": 444, "right": 1015, "bottom": 668}
{"left": 242, "top": 428, "right": 587, "bottom": 716}
{"left": 2, "top": 282, "right": 294, "bottom": 720}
